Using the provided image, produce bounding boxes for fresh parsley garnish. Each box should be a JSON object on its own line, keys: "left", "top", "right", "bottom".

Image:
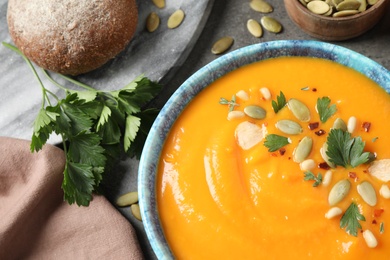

{"left": 303, "top": 171, "right": 323, "bottom": 187}
{"left": 317, "top": 97, "right": 337, "bottom": 123}
{"left": 264, "top": 134, "right": 290, "bottom": 152}
{"left": 380, "top": 222, "right": 385, "bottom": 234}
{"left": 219, "top": 95, "right": 239, "bottom": 112}
{"left": 340, "top": 202, "right": 366, "bottom": 237}
{"left": 271, "top": 91, "right": 286, "bottom": 113}
{"left": 326, "top": 128, "right": 371, "bottom": 168}
{"left": 4, "top": 42, "right": 161, "bottom": 206}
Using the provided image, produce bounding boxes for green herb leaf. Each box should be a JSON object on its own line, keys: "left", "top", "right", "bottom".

{"left": 380, "top": 222, "right": 385, "bottom": 234}
{"left": 303, "top": 171, "right": 323, "bottom": 187}
{"left": 317, "top": 97, "right": 337, "bottom": 123}
{"left": 340, "top": 202, "right": 366, "bottom": 237}
{"left": 271, "top": 91, "right": 286, "bottom": 113}
{"left": 124, "top": 115, "right": 141, "bottom": 152}
{"left": 264, "top": 134, "right": 290, "bottom": 152}
{"left": 326, "top": 129, "right": 370, "bottom": 168}
{"left": 219, "top": 95, "right": 239, "bottom": 112}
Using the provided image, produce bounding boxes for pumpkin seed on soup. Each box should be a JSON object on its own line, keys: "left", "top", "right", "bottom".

{"left": 247, "top": 19, "right": 263, "bottom": 38}
{"left": 260, "top": 16, "right": 282, "bottom": 33}
{"left": 167, "top": 9, "right": 185, "bottom": 29}
{"left": 211, "top": 36, "right": 234, "bottom": 55}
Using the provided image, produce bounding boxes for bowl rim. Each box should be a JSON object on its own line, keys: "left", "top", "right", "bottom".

{"left": 290, "top": 0, "right": 387, "bottom": 21}
{"left": 138, "top": 40, "right": 390, "bottom": 259}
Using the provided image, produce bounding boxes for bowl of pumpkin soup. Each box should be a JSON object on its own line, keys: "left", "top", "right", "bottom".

{"left": 139, "top": 40, "right": 390, "bottom": 259}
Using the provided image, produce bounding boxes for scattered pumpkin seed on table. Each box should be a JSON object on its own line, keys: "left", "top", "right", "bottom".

{"left": 152, "top": 0, "right": 165, "bottom": 9}
{"left": 250, "top": 0, "right": 273, "bottom": 13}
{"left": 167, "top": 9, "right": 185, "bottom": 29}
{"left": 247, "top": 19, "right": 263, "bottom": 38}
{"left": 211, "top": 36, "right": 234, "bottom": 55}
{"left": 146, "top": 12, "right": 160, "bottom": 33}
{"left": 260, "top": 16, "right": 282, "bottom": 33}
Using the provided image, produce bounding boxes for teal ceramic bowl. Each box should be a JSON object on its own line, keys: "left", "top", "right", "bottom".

{"left": 138, "top": 40, "right": 390, "bottom": 259}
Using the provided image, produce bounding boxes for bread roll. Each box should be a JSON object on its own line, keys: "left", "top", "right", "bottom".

{"left": 7, "top": 0, "right": 138, "bottom": 75}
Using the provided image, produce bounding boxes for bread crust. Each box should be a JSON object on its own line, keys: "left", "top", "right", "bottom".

{"left": 7, "top": 0, "right": 138, "bottom": 75}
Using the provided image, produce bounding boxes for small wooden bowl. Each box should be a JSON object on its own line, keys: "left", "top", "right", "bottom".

{"left": 284, "top": 0, "right": 388, "bottom": 41}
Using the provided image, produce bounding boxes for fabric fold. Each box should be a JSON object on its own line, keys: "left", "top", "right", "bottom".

{"left": 0, "top": 137, "right": 143, "bottom": 259}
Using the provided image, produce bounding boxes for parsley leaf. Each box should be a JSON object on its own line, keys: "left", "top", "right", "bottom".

{"left": 340, "top": 202, "right": 366, "bottom": 237}
{"left": 317, "top": 97, "right": 337, "bottom": 123}
{"left": 264, "top": 134, "right": 290, "bottom": 152}
{"left": 303, "top": 171, "right": 323, "bottom": 187}
{"left": 272, "top": 91, "right": 286, "bottom": 113}
{"left": 326, "top": 129, "right": 370, "bottom": 168}
{"left": 4, "top": 43, "right": 162, "bottom": 206}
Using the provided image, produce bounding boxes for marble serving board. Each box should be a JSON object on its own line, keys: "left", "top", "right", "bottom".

{"left": 0, "top": 1, "right": 214, "bottom": 259}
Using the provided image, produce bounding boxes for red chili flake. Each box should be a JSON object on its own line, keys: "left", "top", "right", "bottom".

{"left": 270, "top": 153, "right": 278, "bottom": 157}
{"left": 362, "top": 122, "right": 371, "bottom": 132}
{"left": 348, "top": 172, "right": 357, "bottom": 179}
{"left": 318, "top": 162, "right": 330, "bottom": 170}
{"left": 279, "top": 148, "right": 286, "bottom": 156}
{"left": 372, "top": 220, "right": 378, "bottom": 225}
{"left": 315, "top": 129, "right": 326, "bottom": 136}
{"left": 308, "top": 122, "right": 319, "bottom": 130}
{"left": 312, "top": 88, "right": 317, "bottom": 92}
{"left": 374, "top": 209, "right": 384, "bottom": 218}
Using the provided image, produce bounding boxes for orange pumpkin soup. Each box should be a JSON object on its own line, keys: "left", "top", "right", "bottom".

{"left": 157, "top": 57, "right": 390, "bottom": 259}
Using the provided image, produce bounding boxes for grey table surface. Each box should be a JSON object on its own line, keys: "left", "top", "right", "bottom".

{"left": 105, "top": 1, "right": 390, "bottom": 260}
{"left": 2, "top": 0, "right": 390, "bottom": 260}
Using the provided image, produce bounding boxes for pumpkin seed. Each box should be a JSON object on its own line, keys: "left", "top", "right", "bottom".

{"left": 307, "top": 1, "right": 331, "bottom": 14}
{"left": 368, "top": 159, "right": 390, "bottom": 182}
{"left": 320, "top": 142, "right": 336, "bottom": 168}
{"left": 323, "top": 6, "right": 334, "bottom": 16}
{"left": 152, "top": 0, "right": 165, "bottom": 8}
{"left": 287, "top": 99, "right": 311, "bottom": 122}
{"left": 357, "top": 0, "right": 367, "bottom": 11}
{"left": 326, "top": 0, "right": 335, "bottom": 7}
{"left": 328, "top": 179, "right": 351, "bottom": 206}
{"left": 332, "top": 118, "right": 347, "bottom": 131}
{"left": 293, "top": 136, "right": 313, "bottom": 163}
{"left": 247, "top": 19, "right": 263, "bottom": 38}
{"left": 211, "top": 36, "right": 234, "bottom": 54}
{"left": 325, "top": 207, "right": 343, "bottom": 219}
{"left": 260, "top": 16, "right": 282, "bottom": 33}
{"left": 275, "top": 119, "right": 303, "bottom": 135}
{"left": 236, "top": 90, "right": 249, "bottom": 101}
{"left": 357, "top": 181, "right": 377, "bottom": 206}
{"left": 116, "top": 191, "right": 139, "bottom": 207}
{"left": 250, "top": 0, "right": 273, "bottom": 13}
{"left": 333, "top": 9, "right": 360, "bottom": 17}
{"left": 363, "top": 230, "right": 378, "bottom": 248}
{"left": 131, "top": 204, "right": 142, "bottom": 221}
{"left": 332, "top": 0, "right": 344, "bottom": 5}
{"left": 368, "top": 0, "right": 379, "bottom": 4}
{"left": 336, "top": 0, "right": 361, "bottom": 11}
{"left": 146, "top": 12, "right": 160, "bottom": 33}
{"left": 167, "top": 9, "right": 185, "bottom": 29}
{"left": 244, "top": 105, "right": 267, "bottom": 119}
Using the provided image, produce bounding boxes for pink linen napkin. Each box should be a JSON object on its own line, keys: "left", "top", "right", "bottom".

{"left": 0, "top": 137, "right": 143, "bottom": 259}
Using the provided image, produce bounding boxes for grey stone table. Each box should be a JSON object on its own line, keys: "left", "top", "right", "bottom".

{"left": 1, "top": 0, "right": 390, "bottom": 259}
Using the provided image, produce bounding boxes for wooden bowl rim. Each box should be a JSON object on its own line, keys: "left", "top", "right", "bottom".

{"left": 292, "top": 0, "right": 387, "bottom": 21}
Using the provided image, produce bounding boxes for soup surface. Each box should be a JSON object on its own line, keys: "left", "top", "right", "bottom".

{"left": 157, "top": 57, "right": 390, "bottom": 259}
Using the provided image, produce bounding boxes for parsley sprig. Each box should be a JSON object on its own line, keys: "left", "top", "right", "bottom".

{"left": 4, "top": 43, "right": 161, "bottom": 206}
{"left": 317, "top": 97, "right": 337, "bottom": 123}
{"left": 271, "top": 91, "right": 287, "bottom": 113}
{"left": 340, "top": 202, "right": 366, "bottom": 237}
{"left": 303, "top": 171, "right": 323, "bottom": 187}
{"left": 326, "top": 128, "right": 370, "bottom": 168}
{"left": 264, "top": 134, "right": 290, "bottom": 152}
